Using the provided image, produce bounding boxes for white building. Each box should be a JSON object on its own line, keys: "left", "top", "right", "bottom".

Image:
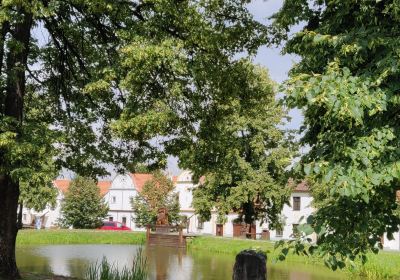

{"left": 268, "top": 181, "right": 315, "bottom": 241}
{"left": 21, "top": 171, "right": 400, "bottom": 251}
{"left": 174, "top": 171, "right": 314, "bottom": 240}
{"left": 103, "top": 173, "right": 152, "bottom": 230}
{"left": 382, "top": 190, "right": 400, "bottom": 250}
{"left": 22, "top": 179, "right": 111, "bottom": 228}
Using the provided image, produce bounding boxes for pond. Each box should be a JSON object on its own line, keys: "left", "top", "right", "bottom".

{"left": 17, "top": 245, "right": 346, "bottom": 280}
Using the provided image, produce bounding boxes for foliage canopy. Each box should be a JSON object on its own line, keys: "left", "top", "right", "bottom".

{"left": 131, "top": 171, "right": 179, "bottom": 227}
{"left": 187, "top": 66, "right": 295, "bottom": 229}
{"left": 272, "top": 0, "right": 400, "bottom": 269}
{"left": 60, "top": 176, "right": 109, "bottom": 229}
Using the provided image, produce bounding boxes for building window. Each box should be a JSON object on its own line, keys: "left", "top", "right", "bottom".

{"left": 122, "top": 217, "right": 127, "bottom": 226}
{"left": 111, "top": 196, "right": 116, "bottom": 204}
{"left": 293, "top": 197, "right": 301, "bottom": 211}
{"left": 109, "top": 217, "right": 114, "bottom": 222}
{"left": 23, "top": 214, "right": 27, "bottom": 221}
{"left": 276, "top": 228, "right": 283, "bottom": 237}
{"left": 292, "top": 224, "right": 299, "bottom": 237}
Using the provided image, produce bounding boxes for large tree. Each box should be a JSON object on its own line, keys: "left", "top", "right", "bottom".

{"left": 60, "top": 176, "right": 108, "bottom": 229}
{"left": 0, "top": 0, "right": 267, "bottom": 278}
{"left": 131, "top": 170, "right": 179, "bottom": 228}
{"left": 183, "top": 65, "right": 295, "bottom": 234}
{"left": 272, "top": 0, "right": 400, "bottom": 269}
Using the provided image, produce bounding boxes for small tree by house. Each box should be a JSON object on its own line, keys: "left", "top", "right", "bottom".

{"left": 132, "top": 171, "right": 180, "bottom": 228}
{"left": 60, "top": 177, "right": 109, "bottom": 229}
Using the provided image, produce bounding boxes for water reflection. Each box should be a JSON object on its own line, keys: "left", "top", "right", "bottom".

{"left": 16, "top": 245, "right": 345, "bottom": 280}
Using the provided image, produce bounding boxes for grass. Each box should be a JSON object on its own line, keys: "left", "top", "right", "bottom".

{"left": 17, "top": 229, "right": 146, "bottom": 245}
{"left": 187, "top": 236, "right": 319, "bottom": 264}
{"left": 188, "top": 236, "right": 400, "bottom": 279}
{"left": 85, "top": 248, "right": 147, "bottom": 280}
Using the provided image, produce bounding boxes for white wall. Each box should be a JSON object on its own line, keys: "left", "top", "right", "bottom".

{"left": 22, "top": 189, "right": 63, "bottom": 228}
{"left": 384, "top": 231, "right": 400, "bottom": 251}
{"left": 269, "top": 192, "right": 314, "bottom": 241}
{"left": 104, "top": 174, "right": 142, "bottom": 230}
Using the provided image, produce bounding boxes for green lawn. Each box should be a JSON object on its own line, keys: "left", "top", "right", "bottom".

{"left": 17, "top": 229, "right": 146, "bottom": 245}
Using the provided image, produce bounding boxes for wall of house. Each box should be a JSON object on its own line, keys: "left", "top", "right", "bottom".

{"left": 22, "top": 190, "right": 63, "bottom": 228}
{"left": 103, "top": 174, "right": 140, "bottom": 230}
{"left": 269, "top": 192, "right": 314, "bottom": 241}
{"left": 384, "top": 231, "right": 400, "bottom": 251}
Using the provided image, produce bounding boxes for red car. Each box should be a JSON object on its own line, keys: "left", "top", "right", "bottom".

{"left": 99, "top": 221, "right": 131, "bottom": 231}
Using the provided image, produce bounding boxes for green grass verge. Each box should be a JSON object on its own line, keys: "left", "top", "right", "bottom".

{"left": 17, "top": 229, "right": 146, "bottom": 245}
{"left": 187, "top": 236, "right": 400, "bottom": 279}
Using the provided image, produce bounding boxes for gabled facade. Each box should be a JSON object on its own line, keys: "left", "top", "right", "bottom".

{"left": 103, "top": 174, "right": 143, "bottom": 230}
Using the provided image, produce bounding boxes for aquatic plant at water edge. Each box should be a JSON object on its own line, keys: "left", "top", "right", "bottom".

{"left": 85, "top": 248, "right": 147, "bottom": 280}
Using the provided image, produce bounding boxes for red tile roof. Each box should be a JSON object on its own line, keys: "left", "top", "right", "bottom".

{"left": 172, "top": 175, "right": 178, "bottom": 185}
{"left": 294, "top": 181, "right": 309, "bottom": 192}
{"left": 287, "top": 179, "right": 309, "bottom": 192}
{"left": 53, "top": 179, "right": 111, "bottom": 196}
{"left": 129, "top": 173, "right": 153, "bottom": 193}
{"left": 97, "top": 181, "right": 112, "bottom": 196}
{"left": 53, "top": 179, "right": 70, "bottom": 193}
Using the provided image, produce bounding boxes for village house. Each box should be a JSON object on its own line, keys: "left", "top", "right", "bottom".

{"left": 382, "top": 190, "right": 400, "bottom": 250}
{"left": 102, "top": 173, "right": 153, "bottom": 230}
{"left": 21, "top": 179, "right": 111, "bottom": 228}
{"left": 21, "top": 171, "right": 400, "bottom": 250}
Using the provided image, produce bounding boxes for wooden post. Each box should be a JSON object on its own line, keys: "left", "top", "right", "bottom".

{"left": 146, "top": 225, "right": 150, "bottom": 242}
{"left": 179, "top": 226, "right": 183, "bottom": 247}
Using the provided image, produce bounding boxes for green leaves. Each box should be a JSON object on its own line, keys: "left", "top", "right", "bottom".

{"left": 131, "top": 171, "right": 180, "bottom": 227}
{"left": 273, "top": 0, "right": 400, "bottom": 268}
{"left": 60, "top": 177, "right": 109, "bottom": 229}
{"left": 185, "top": 65, "right": 295, "bottom": 227}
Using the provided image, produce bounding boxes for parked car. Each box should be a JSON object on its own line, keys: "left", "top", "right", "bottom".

{"left": 99, "top": 221, "right": 131, "bottom": 231}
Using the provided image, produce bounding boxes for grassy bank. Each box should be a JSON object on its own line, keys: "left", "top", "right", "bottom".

{"left": 17, "top": 229, "right": 145, "bottom": 245}
{"left": 188, "top": 236, "right": 400, "bottom": 279}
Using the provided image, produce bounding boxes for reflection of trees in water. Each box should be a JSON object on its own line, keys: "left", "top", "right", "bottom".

{"left": 145, "top": 246, "right": 193, "bottom": 280}
{"left": 17, "top": 246, "right": 343, "bottom": 280}
{"left": 189, "top": 250, "right": 233, "bottom": 280}
{"left": 67, "top": 258, "right": 90, "bottom": 278}
{"left": 16, "top": 248, "right": 53, "bottom": 276}
{"left": 290, "top": 271, "right": 311, "bottom": 280}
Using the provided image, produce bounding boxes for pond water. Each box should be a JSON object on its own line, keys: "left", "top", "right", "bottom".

{"left": 16, "top": 245, "right": 346, "bottom": 280}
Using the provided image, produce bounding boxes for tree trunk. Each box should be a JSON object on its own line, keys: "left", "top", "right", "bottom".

{"left": 0, "top": 177, "right": 20, "bottom": 279}
{"left": 0, "top": 7, "right": 32, "bottom": 279}
{"left": 17, "top": 204, "right": 23, "bottom": 230}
